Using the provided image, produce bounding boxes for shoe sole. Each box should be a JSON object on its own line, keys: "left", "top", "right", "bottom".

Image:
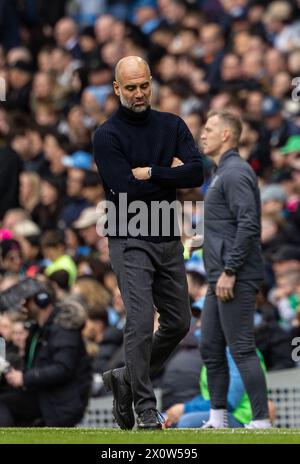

{"left": 103, "top": 370, "right": 135, "bottom": 430}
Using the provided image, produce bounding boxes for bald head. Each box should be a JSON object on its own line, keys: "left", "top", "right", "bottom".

{"left": 55, "top": 17, "right": 78, "bottom": 47}
{"left": 114, "top": 56, "right": 151, "bottom": 84}
{"left": 113, "top": 56, "right": 152, "bottom": 113}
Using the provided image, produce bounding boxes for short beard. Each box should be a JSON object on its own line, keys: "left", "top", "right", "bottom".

{"left": 120, "top": 93, "right": 150, "bottom": 113}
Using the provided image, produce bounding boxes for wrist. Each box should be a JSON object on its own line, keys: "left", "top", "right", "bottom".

{"left": 224, "top": 267, "right": 236, "bottom": 277}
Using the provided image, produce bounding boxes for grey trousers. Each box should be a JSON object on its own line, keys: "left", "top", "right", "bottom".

{"left": 200, "top": 281, "right": 269, "bottom": 420}
{"left": 108, "top": 237, "right": 191, "bottom": 414}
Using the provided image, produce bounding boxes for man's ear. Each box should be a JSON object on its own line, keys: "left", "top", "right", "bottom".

{"left": 113, "top": 81, "right": 120, "bottom": 96}
{"left": 222, "top": 128, "right": 230, "bottom": 143}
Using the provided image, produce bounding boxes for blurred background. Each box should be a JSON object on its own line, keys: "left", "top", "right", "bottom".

{"left": 0, "top": 0, "right": 300, "bottom": 428}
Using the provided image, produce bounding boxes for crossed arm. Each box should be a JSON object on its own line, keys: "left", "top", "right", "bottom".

{"left": 132, "top": 157, "right": 184, "bottom": 180}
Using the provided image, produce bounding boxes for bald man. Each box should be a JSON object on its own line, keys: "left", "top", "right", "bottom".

{"left": 94, "top": 56, "right": 204, "bottom": 430}
{"left": 54, "top": 17, "right": 81, "bottom": 60}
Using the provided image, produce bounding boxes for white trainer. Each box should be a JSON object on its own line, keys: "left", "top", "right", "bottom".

{"left": 245, "top": 420, "right": 272, "bottom": 429}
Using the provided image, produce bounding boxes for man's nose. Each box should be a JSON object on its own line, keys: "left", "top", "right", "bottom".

{"left": 135, "top": 87, "right": 143, "bottom": 98}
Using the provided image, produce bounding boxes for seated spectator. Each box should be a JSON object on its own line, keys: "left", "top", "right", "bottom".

{"left": 0, "top": 239, "right": 24, "bottom": 277}
{"left": 11, "top": 317, "right": 29, "bottom": 361}
{"left": 0, "top": 279, "right": 91, "bottom": 427}
{"left": 61, "top": 152, "right": 93, "bottom": 226}
{"left": 0, "top": 312, "right": 21, "bottom": 368}
{"left": 43, "top": 132, "right": 69, "bottom": 179}
{"left": 31, "top": 177, "right": 64, "bottom": 231}
{"left": 2, "top": 209, "right": 29, "bottom": 231}
{"left": 48, "top": 269, "right": 71, "bottom": 300}
{"left": 164, "top": 347, "right": 274, "bottom": 428}
{"left": 268, "top": 270, "right": 300, "bottom": 331}
{"left": 0, "top": 122, "right": 25, "bottom": 220}
{"left": 262, "top": 96, "right": 300, "bottom": 149}
{"left": 271, "top": 245, "right": 300, "bottom": 278}
{"left": 5, "top": 60, "right": 33, "bottom": 113}
{"left": 254, "top": 288, "right": 296, "bottom": 370}
{"left": 41, "top": 230, "right": 77, "bottom": 288}
{"left": 261, "top": 213, "right": 300, "bottom": 265}
{"left": 19, "top": 172, "right": 41, "bottom": 214}
{"left": 82, "top": 171, "right": 105, "bottom": 206}
{"left": 72, "top": 207, "right": 102, "bottom": 254}
{"left": 13, "top": 220, "right": 42, "bottom": 276}
{"left": 72, "top": 276, "right": 111, "bottom": 314}
{"left": 260, "top": 184, "right": 287, "bottom": 215}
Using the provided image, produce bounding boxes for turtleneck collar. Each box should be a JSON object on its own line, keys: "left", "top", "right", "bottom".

{"left": 116, "top": 104, "right": 152, "bottom": 126}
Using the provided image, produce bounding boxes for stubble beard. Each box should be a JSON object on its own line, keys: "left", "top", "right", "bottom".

{"left": 120, "top": 92, "right": 151, "bottom": 113}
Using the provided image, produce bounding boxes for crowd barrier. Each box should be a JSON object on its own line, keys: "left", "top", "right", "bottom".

{"left": 80, "top": 369, "right": 300, "bottom": 428}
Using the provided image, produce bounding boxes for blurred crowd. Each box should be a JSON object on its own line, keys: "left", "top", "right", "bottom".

{"left": 0, "top": 0, "right": 300, "bottom": 426}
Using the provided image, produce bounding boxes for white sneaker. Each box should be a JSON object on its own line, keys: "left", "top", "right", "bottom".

{"left": 245, "top": 420, "right": 272, "bottom": 429}
{"left": 201, "top": 420, "right": 228, "bottom": 429}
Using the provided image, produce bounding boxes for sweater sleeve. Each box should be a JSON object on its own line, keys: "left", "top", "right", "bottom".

{"left": 93, "top": 127, "right": 170, "bottom": 202}
{"left": 150, "top": 118, "right": 204, "bottom": 189}
{"left": 222, "top": 169, "right": 261, "bottom": 272}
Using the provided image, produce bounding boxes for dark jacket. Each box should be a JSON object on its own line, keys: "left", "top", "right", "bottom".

{"left": 0, "top": 145, "right": 22, "bottom": 219}
{"left": 0, "top": 0, "right": 20, "bottom": 50}
{"left": 203, "top": 149, "right": 264, "bottom": 283}
{"left": 23, "top": 300, "right": 92, "bottom": 426}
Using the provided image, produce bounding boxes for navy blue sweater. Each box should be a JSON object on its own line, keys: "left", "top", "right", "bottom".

{"left": 93, "top": 105, "right": 204, "bottom": 242}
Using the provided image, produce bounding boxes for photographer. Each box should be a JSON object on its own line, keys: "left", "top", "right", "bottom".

{"left": 0, "top": 278, "right": 92, "bottom": 427}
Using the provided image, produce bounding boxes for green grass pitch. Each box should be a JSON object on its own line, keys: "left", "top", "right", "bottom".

{"left": 0, "top": 428, "right": 300, "bottom": 444}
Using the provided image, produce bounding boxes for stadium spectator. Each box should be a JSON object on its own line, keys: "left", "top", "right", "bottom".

{"left": 0, "top": 239, "right": 23, "bottom": 276}
{"left": 0, "top": 279, "right": 91, "bottom": 426}
{"left": 31, "top": 177, "right": 64, "bottom": 231}
{"left": 19, "top": 172, "right": 41, "bottom": 214}
{"left": 41, "top": 230, "right": 77, "bottom": 288}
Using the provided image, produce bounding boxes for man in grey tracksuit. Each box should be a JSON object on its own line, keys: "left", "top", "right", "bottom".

{"left": 199, "top": 110, "right": 271, "bottom": 429}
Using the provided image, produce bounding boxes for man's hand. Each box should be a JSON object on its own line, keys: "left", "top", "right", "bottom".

{"left": 216, "top": 272, "right": 236, "bottom": 302}
{"left": 132, "top": 158, "right": 183, "bottom": 180}
{"left": 132, "top": 167, "right": 151, "bottom": 180}
{"left": 165, "top": 403, "right": 184, "bottom": 428}
{"left": 5, "top": 368, "right": 24, "bottom": 388}
{"left": 171, "top": 157, "right": 184, "bottom": 167}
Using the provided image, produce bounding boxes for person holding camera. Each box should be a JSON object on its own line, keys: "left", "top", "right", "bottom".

{"left": 0, "top": 279, "right": 91, "bottom": 427}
